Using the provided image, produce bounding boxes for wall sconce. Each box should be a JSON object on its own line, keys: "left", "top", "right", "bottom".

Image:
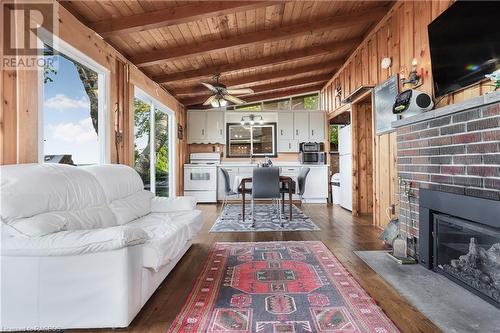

{"left": 335, "top": 85, "right": 342, "bottom": 98}
{"left": 240, "top": 114, "right": 264, "bottom": 125}
{"left": 381, "top": 57, "right": 392, "bottom": 69}
{"left": 401, "top": 58, "right": 422, "bottom": 87}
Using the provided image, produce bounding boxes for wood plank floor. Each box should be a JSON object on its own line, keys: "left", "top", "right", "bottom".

{"left": 75, "top": 204, "right": 440, "bottom": 333}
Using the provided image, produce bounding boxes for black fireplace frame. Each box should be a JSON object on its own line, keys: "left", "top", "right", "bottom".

{"left": 419, "top": 188, "right": 500, "bottom": 306}
{"left": 419, "top": 189, "right": 500, "bottom": 268}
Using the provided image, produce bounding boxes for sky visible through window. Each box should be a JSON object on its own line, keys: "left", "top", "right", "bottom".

{"left": 43, "top": 50, "right": 99, "bottom": 165}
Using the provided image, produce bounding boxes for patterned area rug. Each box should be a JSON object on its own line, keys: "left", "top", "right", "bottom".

{"left": 210, "top": 204, "right": 320, "bottom": 232}
{"left": 167, "top": 241, "right": 400, "bottom": 333}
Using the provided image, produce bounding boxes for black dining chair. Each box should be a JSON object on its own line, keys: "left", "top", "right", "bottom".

{"left": 280, "top": 167, "right": 310, "bottom": 212}
{"left": 251, "top": 167, "right": 282, "bottom": 228}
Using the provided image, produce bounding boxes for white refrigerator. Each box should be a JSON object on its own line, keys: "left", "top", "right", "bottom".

{"left": 338, "top": 125, "right": 352, "bottom": 211}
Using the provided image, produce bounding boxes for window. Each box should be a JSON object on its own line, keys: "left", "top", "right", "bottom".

{"left": 235, "top": 103, "right": 262, "bottom": 111}
{"left": 226, "top": 123, "right": 277, "bottom": 158}
{"left": 134, "top": 89, "right": 175, "bottom": 197}
{"left": 263, "top": 98, "right": 290, "bottom": 110}
{"left": 41, "top": 42, "right": 107, "bottom": 165}
{"left": 292, "top": 93, "right": 319, "bottom": 110}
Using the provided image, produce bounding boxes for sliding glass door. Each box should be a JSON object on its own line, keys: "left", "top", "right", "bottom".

{"left": 133, "top": 89, "right": 175, "bottom": 197}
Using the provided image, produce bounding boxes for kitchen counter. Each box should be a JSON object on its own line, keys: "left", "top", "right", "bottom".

{"left": 215, "top": 162, "right": 329, "bottom": 203}
{"left": 218, "top": 162, "right": 328, "bottom": 168}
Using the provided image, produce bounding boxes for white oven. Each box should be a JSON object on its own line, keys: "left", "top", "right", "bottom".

{"left": 184, "top": 167, "right": 217, "bottom": 191}
{"left": 183, "top": 153, "right": 220, "bottom": 203}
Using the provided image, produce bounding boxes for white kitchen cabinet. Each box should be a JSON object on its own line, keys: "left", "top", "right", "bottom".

{"left": 187, "top": 111, "right": 206, "bottom": 143}
{"left": 309, "top": 112, "right": 325, "bottom": 142}
{"left": 238, "top": 167, "right": 254, "bottom": 181}
{"left": 293, "top": 112, "right": 309, "bottom": 142}
{"left": 278, "top": 139, "right": 299, "bottom": 153}
{"left": 302, "top": 166, "right": 328, "bottom": 203}
{"left": 278, "top": 112, "right": 294, "bottom": 140}
{"left": 187, "top": 110, "right": 225, "bottom": 144}
{"left": 206, "top": 111, "right": 224, "bottom": 142}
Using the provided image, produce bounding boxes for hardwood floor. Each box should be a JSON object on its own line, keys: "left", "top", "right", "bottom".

{"left": 75, "top": 204, "right": 440, "bottom": 333}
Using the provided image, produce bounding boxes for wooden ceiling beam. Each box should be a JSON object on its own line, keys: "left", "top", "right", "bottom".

{"left": 174, "top": 73, "right": 331, "bottom": 97}
{"left": 133, "top": 8, "right": 388, "bottom": 67}
{"left": 167, "top": 61, "right": 337, "bottom": 95}
{"left": 153, "top": 39, "right": 359, "bottom": 83}
{"left": 90, "top": 1, "right": 276, "bottom": 37}
{"left": 182, "top": 83, "right": 324, "bottom": 107}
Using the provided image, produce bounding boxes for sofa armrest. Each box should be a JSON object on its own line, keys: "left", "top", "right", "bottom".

{"left": 1, "top": 225, "right": 148, "bottom": 257}
{"left": 150, "top": 196, "right": 197, "bottom": 213}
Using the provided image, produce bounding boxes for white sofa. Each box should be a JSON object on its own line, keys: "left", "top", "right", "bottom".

{"left": 0, "top": 163, "right": 203, "bottom": 330}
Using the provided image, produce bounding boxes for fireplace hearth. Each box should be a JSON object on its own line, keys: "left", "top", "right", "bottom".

{"left": 419, "top": 189, "right": 500, "bottom": 308}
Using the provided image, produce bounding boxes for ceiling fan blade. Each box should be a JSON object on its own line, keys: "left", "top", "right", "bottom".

{"left": 201, "top": 82, "right": 218, "bottom": 93}
{"left": 202, "top": 95, "right": 216, "bottom": 106}
{"left": 223, "top": 94, "right": 246, "bottom": 105}
{"left": 226, "top": 88, "right": 254, "bottom": 95}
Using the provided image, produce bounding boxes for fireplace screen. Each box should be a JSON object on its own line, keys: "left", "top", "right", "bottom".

{"left": 435, "top": 214, "right": 500, "bottom": 306}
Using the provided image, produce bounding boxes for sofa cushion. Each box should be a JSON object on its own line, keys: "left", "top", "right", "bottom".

{"left": 1, "top": 225, "right": 148, "bottom": 256}
{"left": 82, "top": 165, "right": 153, "bottom": 224}
{"left": 151, "top": 196, "right": 197, "bottom": 213}
{"left": 1, "top": 164, "right": 117, "bottom": 236}
{"left": 128, "top": 210, "right": 203, "bottom": 271}
{"left": 109, "top": 190, "right": 154, "bottom": 225}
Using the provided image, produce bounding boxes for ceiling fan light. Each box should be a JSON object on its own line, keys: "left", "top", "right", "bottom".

{"left": 219, "top": 99, "right": 227, "bottom": 106}
{"left": 210, "top": 99, "right": 219, "bottom": 108}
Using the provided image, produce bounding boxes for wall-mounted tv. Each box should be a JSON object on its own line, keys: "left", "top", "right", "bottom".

{"left": 428, "top": 1, "right": 500, "bottom": 97}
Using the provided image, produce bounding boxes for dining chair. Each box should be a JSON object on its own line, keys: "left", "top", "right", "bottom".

{"left": 220, "top": 168, "right": 236, "bottom": 211}
{"left": 220, "top": 168, "right": 252, "bottom": 211}
{"left": 280, "top": 167, "right": 310, "bottom": 211}
{"left": 251, "top": 167, "right": 282, "bottom": 228}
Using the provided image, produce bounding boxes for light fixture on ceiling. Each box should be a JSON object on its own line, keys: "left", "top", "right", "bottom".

{"left": 240, "top": 114, "right": 264, "bottom": 125}
{"left": 210, "top": 96, "right": 227, "bottom": 108}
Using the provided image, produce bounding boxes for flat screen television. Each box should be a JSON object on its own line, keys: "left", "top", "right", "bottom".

{"left": 428, "top": 1, "right": 500, "bottom": 97}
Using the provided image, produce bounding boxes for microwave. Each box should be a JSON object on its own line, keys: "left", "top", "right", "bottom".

{"left": 299, "top": 142, "right": 324, "bottom": 152}
{"left": 299, "top": 152, "right": 327, "bottom": 165}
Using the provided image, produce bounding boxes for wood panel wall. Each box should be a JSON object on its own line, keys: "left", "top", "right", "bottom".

{"left": 320, "top": 0, "right": 495, "bottom": 228}
{"left": 351, "top": 99, "right": 373, "bottom": 216}
{"left": 1, "top": 1, "right": 187, "bottom": 195}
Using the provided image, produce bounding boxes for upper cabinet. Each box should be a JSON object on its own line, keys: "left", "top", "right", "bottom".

{"left": 187, "top": 111, "right": 224, "bottom": 144}
{"left": 187, "top": 110, "right": 326, "bottom": 150}
{"left": 309, "top": 112, "right": 325, "bottom": 142}
{"left": 206, "top": 112, "right": 225, "bottom": 142}
{"left": 278, "top": 112, "right": 294, "bottom": 140}
{"left": 293, "top": 112, "right": 310, "bottom": 143}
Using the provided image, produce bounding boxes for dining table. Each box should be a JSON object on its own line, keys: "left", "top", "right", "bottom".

{"left": 234, "top": 175, "right": 295, "bottom": 221}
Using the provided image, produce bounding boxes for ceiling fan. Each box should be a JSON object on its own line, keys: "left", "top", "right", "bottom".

{"left": 201, "top": 73, "right": 254, "bottom": 108}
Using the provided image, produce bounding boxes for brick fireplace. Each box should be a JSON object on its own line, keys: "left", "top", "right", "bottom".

{"left": 393, "top": 93, "right": 500, "bottom": 307}
{"left": 393, "top": 93, "right": 500, "bottom": 254}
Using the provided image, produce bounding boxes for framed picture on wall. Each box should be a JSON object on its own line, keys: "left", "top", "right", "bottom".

{"left": 177, "top": 124, "right": 183, "bottom": 140}
{"left": 374, "top": 74, "right": 399, "bottom": 135}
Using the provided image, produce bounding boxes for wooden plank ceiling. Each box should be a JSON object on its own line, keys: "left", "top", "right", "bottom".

{"left": 59, "top": 1, "right": 392, "bottom": 107}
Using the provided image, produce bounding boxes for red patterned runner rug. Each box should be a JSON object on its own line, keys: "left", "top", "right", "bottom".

{"left": 167, "top": 241, "right": 399, "bottom": 333}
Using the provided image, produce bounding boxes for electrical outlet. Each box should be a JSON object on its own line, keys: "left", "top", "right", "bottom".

{"left": 391, "top": 204, "right": 396, "bottom": 215}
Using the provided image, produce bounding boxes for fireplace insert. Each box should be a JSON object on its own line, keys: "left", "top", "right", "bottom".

{"left": 419, "top": 189, "right": 500, "bottom": 308}
{"left": 434, "top": 214, "right": 500, "bottom": 307}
